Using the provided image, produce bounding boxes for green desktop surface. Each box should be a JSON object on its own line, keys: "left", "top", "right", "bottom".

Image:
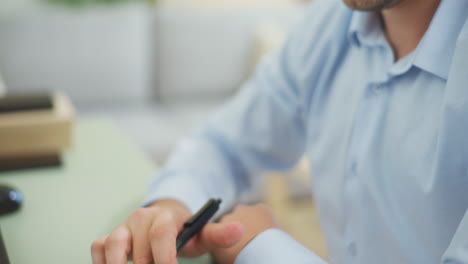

{"left": 0, "top": 118, "right": 210, "bottom": 264}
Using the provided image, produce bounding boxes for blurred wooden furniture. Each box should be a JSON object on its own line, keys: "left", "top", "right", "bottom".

{"left": 0, "top": 93, "right": 74, "bottom": 171}
{"left": 0, "top": 93, "right": 74, "bottom": 157}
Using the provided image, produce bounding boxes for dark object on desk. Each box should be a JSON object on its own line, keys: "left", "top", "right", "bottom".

{"left": 0, "top": 153, "right": 62, "bottom": 172}
{"left": 0, "top": 228, "right": 10, "bottom": 264}
{"left": 0, "top": 93, "right": 53, "bottom": 113}
{"left": 176, "top": 199, "right": 221, "bottom": 251}
{"left": 0, "top": 185, "right": 22, "bottom": 216}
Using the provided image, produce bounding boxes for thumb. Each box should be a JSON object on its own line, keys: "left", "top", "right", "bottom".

{"left": 201, "top": 222, "right": 245, "bottom": 248}
{"left": 179, "top": 222, "right": 245, "bottom": 257}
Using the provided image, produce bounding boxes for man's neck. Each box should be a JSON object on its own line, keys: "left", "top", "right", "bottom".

{"left": 381, "top": 0, "right": 441, "bottom": 61}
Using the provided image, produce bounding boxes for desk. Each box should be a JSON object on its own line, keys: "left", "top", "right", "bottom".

{"left": 0, "top": 119, "right": 209, "bottom": 264}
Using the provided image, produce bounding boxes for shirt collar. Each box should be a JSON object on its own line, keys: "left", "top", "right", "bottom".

{"left": 413, "top": 0, "right": 468, "bottom": 80}
{"left": 348, "top": 10, "right": 387, "bottom": 48}
{"left": 348, "top": 0, "right": 468, "bottom": 80}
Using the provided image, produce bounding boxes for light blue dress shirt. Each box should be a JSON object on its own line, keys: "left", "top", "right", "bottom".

{"left": 144, "top": 0, "right": 468, "bottom": 263}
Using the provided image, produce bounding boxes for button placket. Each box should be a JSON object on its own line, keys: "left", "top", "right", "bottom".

{"left": 350, "top": 161, "right": 358, "bottom": 176}
{"left": 372, "top": 83, "right": 384, "bottom": 94}
{"left": 348, "top": 241, "right": 358, "bottom": 257}
{"left": 342, "top": 82, "right": 379, "bottom": 263}
{"left": 344, "top": 159, "right": 359, "bottom": 260}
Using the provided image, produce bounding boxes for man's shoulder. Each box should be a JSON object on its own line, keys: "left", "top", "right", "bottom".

{"left": 286, "top": 0, "right": 354, "bottom": 67}
{"left": 301, "top": 0, "right": 352, "bottom": 29}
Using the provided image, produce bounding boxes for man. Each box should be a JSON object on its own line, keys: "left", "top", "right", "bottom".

{"left": 92, "top": 0, "right": 468, "bottom": 263}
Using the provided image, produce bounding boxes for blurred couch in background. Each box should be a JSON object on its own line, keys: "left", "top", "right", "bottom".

{"left": 0, "top": 0, "right": 303, "bottom": 161}
{"left": 0, "top": 3, "right": 153, "bottom": 108}
{"left": 0, "top": 1, "right": 301, "bottom": 107}
{"left": 155, "top": 3, "right": 299, "bottom": 101}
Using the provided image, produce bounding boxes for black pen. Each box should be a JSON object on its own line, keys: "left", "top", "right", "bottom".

{"left": 176, "top": 198, "right": 222, "bottom": 251}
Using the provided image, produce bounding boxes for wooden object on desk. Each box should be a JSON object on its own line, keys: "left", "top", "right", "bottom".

{"left": 0, "top": 153, "right": 61, "bottom": 172}
{"left": 0, "top": 93, "right": 74, "bottom": 157}
{"left": 0, "top": 119, "right": 209, "bottom": 264}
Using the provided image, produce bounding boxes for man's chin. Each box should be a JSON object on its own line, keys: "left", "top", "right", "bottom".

{"left": 342, "top": 0, "right": 403, "bottom": 11}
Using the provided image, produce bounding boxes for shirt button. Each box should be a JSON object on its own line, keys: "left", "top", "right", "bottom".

{"left": 350, "top": 161, "right": 357, "bottom": 175}
{"left": 348, "top": 241, "right": 358, "bottom": 257}
{"left": 373, "top": 84, "right": 384, "bottom": 94}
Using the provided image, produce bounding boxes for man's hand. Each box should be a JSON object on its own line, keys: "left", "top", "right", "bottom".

{"left": 210, "top": 204, "right": 281, "bottom": 264}
{"left": 91, "top": 199, "right": 245, "bottom": 264}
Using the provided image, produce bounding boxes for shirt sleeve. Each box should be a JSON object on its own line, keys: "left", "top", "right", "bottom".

{"left": 235, "top": 229, "right": 327, "bottom": 264}
{"left": 142, "top": 49, "right": 306, "bottom": 213}
{"left": 441, "top": 210, "right": 468, "bottom": 264}
{"left": 142, "top": 12, "right": 309, "bottom": 214}
{"left": 141, "top": 0, "right": 347, "bottom": 215}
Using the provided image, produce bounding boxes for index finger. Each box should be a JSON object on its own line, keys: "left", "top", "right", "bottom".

{"left": 104, "top": 226, "right": 132, "bottom": 264}
{"left": 148, "top": 212, "right": 181, "bottom": 264}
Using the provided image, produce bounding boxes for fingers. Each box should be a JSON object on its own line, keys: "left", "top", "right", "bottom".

{"left": 127, "top": 209, "right": 155, "bottom": 264}
{"left": 180, "top": 222, "right": 245, "bottom": 257}
{"left": 148, "top": 211, "right": 181, "bottom": 264}
{"left": 91, "top": 200, "right": 191, "bottom": 264}
{"left": 104, "top": 226, "right": 132, "bottom": 264}
{"left": 91, "top": 236, "right": 107, "bottom": 264}
{"left": 94, "top": 200, "right": 248, "bottom": 264}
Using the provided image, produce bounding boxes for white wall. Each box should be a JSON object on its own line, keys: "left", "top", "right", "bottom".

{"left": 0, "top": 0, "right": 33, "bottom": 14}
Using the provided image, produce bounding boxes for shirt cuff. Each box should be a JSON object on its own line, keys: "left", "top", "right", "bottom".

{"left": 235, "top": 229, "right": 327, "bottom": 264}
{"left": 142, "top": 174, "right": 210, "bottom": 214}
